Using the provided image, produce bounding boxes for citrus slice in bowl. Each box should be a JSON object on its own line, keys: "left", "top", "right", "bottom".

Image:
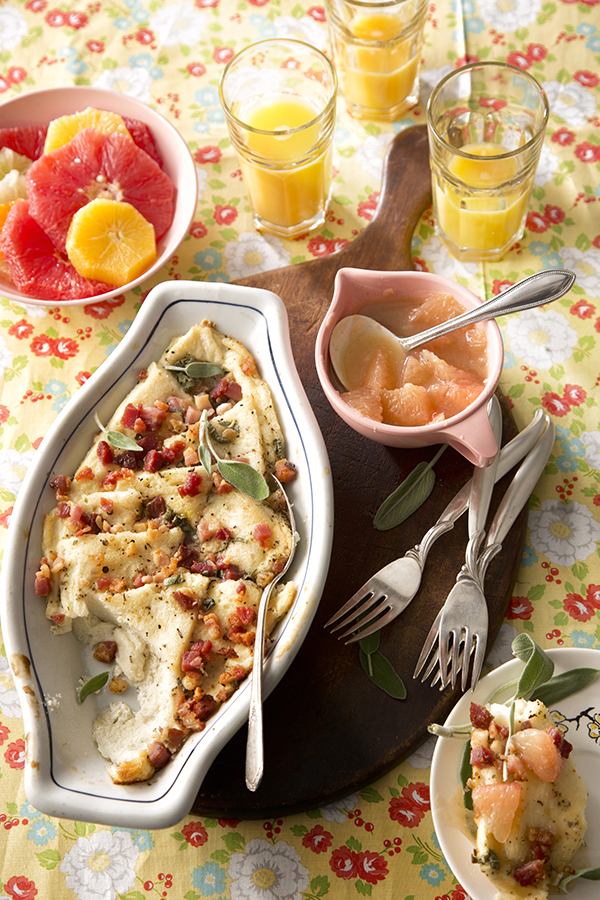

{"left": 0, "top": 199, "right": 113, "bottom": 302}
{"left": 44, "top": 106, "right": 132, "bottom": 153}
{"left": 0, "top": 125, "right": 47, "bottom": 160}
{"left": 66, "top": 198, "right": 157, "bottom": 287}
{"left": 27, "top": 128, "right": 176, "bottom": 252}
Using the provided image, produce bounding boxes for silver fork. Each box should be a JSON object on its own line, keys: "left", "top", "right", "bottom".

{"left": 433, "top": 396, "right": 503, "bottom": 691}
{"left": 415, "top": 413, "right": 555, "bottom": 690}
{"left": 245, "top": 476, "right": 299, "bottom": 791}
{"left": 325, "top": 405, "right": 547, "bottom": 643}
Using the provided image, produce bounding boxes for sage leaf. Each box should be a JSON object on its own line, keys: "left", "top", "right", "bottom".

{"left": 559, "top": 866, "right": 600, "bottom": 892}
{"left": 217, "top": 460, "right": 269, "bottom": 500}
{"left": 512, "top": 634, "right": 554, "bottom": 699}
{"left": 94, "top": 413, "right": 140, "bottom": 452}
{"left": 358, "top": 629, "right": 380, "bottom": 657}
{"left": 459, "top": 739, "right": 473, "bottom": 810}
{"left": 166, "top": 361, "right": 225, "bottom": 379}
{"left": 359, "top": 648, "right": 407, "bottom": 699}
{"left": 77, "top": 671, "right": 109, "bottom": 704}
{"left": 532, "top": 668, "right": 600, "bottom": 706}
{"left": 104, "top": 431, "right": 140, "bottom": 452}
{"left": 373, "top": 445, "right": 446, "bottom": 531}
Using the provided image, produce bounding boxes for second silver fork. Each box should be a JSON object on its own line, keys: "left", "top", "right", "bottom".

{"left": 326, "top": 406, "right": 547, "bottom": 644}
{"left": 415, "top": 413, "right": 555, "bottom": 690}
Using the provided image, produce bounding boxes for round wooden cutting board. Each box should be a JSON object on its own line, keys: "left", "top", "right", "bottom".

{"left": 191, "top": 125, "right": 527, "bottom": 819}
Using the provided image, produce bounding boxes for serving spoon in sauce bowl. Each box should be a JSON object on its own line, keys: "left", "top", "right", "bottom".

{"left": 329, "top": 268, "right": 575, "bottom": 392}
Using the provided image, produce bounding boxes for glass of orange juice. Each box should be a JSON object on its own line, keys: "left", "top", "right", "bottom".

{"left": 427, "top": 62, "right": 549, "bottom": 261}
{"left": 219, "top": 39, "right": 337, "bottom": 239}
{"left": 325, "top": 0, "right": 427, "bottom": 121}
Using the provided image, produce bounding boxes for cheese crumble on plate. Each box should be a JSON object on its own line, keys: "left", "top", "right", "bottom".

{"left": 34, "top": 320, "right": 297, "bottom": 784}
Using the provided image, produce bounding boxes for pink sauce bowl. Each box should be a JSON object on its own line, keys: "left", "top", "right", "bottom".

{"left": 315, "top": 267, "right": 504, "bottom": 467}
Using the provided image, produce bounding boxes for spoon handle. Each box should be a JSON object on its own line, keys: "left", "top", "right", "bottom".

{"left": 403, "top": 268, "right": 576, "bottom": 352}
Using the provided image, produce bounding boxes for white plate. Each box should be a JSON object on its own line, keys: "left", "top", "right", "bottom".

{"left": 431, "top": 648, "right": 600, "bottom": 899}
{"left": 0, "top": 280, "right": 333, "bottom": 829}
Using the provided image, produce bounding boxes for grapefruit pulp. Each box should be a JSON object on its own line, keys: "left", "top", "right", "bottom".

{"left": 26, "top": 128, "right": 176, "bottom": 253}
{"left": 0, "top": 200, "right": 114, "bottom": 302}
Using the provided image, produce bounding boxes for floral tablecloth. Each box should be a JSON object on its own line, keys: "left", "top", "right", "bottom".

{"left": 0, "top": 1, "right": 599, "bottom": 898}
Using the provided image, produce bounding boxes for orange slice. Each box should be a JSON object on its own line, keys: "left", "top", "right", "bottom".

{"left": 44, "top": 107, "right": 132, "bottom": 154}
{"left": 66, "top": 198, "right": 156, "bottom": 287}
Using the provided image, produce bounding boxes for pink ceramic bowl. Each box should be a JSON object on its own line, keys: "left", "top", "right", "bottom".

{"left": 315, "top": 268, "right": 504, "bottom": 467}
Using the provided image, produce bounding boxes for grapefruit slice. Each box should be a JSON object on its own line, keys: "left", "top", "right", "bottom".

{"left": 472, "top": 782, "right": 522, "bottom": 844}
{"left": 44, "top": 106, "right": 132, "bottom": 154}
{"left": 122, "top": 116, "right": 163, "bottom": 167}
{"left": 0, "top": 199, "right": 113, "bottom": 302}
{"left": 66, "top": 198, "right": 157, "bottom": 287}
{"left": 27, "top": 128, "right": 176, "bottom": 253}
{"left": 0, "top": 125, "right": 47, "bottom": 160}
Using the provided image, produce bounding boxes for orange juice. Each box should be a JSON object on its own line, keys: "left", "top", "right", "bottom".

{"left": 434, "top": 142, "right": 532, "bottom": 257}
{"left": 238, "top": 94, "right": 332, "bottom": 233}
{"left": 345, "top": 11, "right": 419, "bottom": 113}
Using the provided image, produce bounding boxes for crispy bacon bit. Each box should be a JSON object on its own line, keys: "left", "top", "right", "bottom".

{"left": 470, "top": 702, "right": 493, "bottom": 730}
{"left": 204, "top": 613, "right": 223, "bottom": 640}
{"left": 218, "top": 665, "right": 246, "bottom": 685}
{"left": 75, "top": 466, "right": 94, "bottom": 481}
{"left": 148, "top": 740, "right": 171, "bottom": 769}
{"left": 50, "top": 474, "right": 71, "bottom": 497}
{"left": 210, "top": 376, "right": 242, "bottom": 405}
{"left": 35, "top": 560, "right": 52, "bottom": 596}
{"left": 529, "top": 828, "right": 554, "bottom": 862}
{"left": 212, "top": 472, "right": 234, "bottom": 495}
{"left": 548, "top": 724, "right": 573, "bottom": 758}
{"left": 181, "top": 639, "right": 212, "bottom": 671}
{"left": 274, "top": 458, "right": 297, "bottom": 483}
{"left": 57, "top": 500, "right": 71, "bottom": 518}
{"left": 252, "top": 521, "right": 273, "bottom": 548}
{"left": 177, "top": 690, "right": 217, "bottom": 731}
{"left": 145, "top": 495, "right": 166, "bottom": 519}
{"left": 100, "top": 467, "right": 135, "bottom": 488}
{"left": 143, "top": 449, "right": 165, "bottom": 473}
{"left": 137, "top": 368, "right": 148, "bottom": 382}
{"left": 240, "top": 355, "right": 257, "bottom": 376}
{"left": 490, "top": 720, "right": 509, "bottom": 740}
{"left": 165, "top": 728, "right": 185, "bottom": 752}
{"left": 97, "top": 440, "right": 114, "bottom": 466}
{"left": 220, "top": 563, "right": 242, "bottom": 581}
{"left": 237, "top": 606, "right": 255, "bottom": 625}
{"left": 50, "top": 613, "right": 65, "bottom": 625}
{"left": 173, "top": 588, "right": 198, "bottom": 610}
{"left": 96, "top": 576, "right": 127, "bottom": 592}
{"left": 512, "top": 859, "right": 545, "bottom": 887}
{"left": 470, "top": 746, "right": 495, "bottom": 768}
{"left": 100, "top": 497, "right": 114, "bottom": 514}
{"left": 93, "top": 640, "right": 118, "bottom": 663}
{"left": 179, "top": 470, "right": 203, "bottom": 498}
{"left": 191, "top": 558, "right": 217, "bottom": 577}
{"left": 110, "top": 676, "right": 128, "bottom": 693}
{"left": 121, "top": 402, "right": 166, "bottom": 433}
{"left": 114, "top": 450, "right": 141, "bottom": 471}
{"left": 228, "top": 625, "right": 255, "bottom": 646}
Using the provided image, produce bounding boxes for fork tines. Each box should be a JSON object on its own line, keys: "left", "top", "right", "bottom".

{"left": 325, "top": 587, "right": 393, "bottom": 643}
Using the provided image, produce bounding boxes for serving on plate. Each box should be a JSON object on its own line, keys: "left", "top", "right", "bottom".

{"left": 0, "top": 280, "right": 333, "bottom": 829}
{"left": 0, "top": 85, "right": 197, "bottom": 307}
{"left": 430, "top": 647, "right": 600, "bottom": 900}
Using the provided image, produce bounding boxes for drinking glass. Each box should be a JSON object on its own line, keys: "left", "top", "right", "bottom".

{"left": 427, "top": 62, "right": 549, "bottom": 261}
{"left": 325, "top": 0, "right": 428, "bottom": 121}
{"left": 219, "top": 39, "right": 337, "bottom": 239}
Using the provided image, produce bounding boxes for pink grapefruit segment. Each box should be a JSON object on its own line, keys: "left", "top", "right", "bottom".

{"left": 0, "top": 125, "right": 48, "bottom": 161}
{"left": 472, "top": 782, "right": 522, "bottom": 844}
{"left": 0, "top": 199, "right": 114, "bottom": 302}
{"left": 26, "top": 128, "right": 176, "bottom": 253}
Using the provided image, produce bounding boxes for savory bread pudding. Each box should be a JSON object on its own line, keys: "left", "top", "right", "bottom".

{"left": 468, "top": 697, "right": 587, "bottom": 900}
{"left": 35, "top": 320, "right": 297, "bottom": 784}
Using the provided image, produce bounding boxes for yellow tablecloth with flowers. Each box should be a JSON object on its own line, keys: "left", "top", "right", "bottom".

{"left": 0, "top": 1, "right": 599, "bottom": 898}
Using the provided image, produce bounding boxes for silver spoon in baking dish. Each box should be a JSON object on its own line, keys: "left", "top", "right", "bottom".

{"left": 245, "top": 476, "right": 299, "bottom": 792}
{"left": 329, "top": 268, "right": 575, "bottom": 392}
